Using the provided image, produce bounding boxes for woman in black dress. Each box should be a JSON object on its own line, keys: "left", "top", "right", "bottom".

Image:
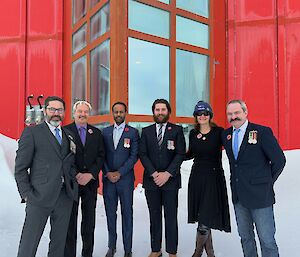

{"left": 186, "top": 101, "right": 231, "bottom": 257}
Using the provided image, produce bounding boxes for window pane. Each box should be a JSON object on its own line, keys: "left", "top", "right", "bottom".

{"left": 176, "top": 16, "right": 209, "bottom": 48}
{"left": 176, "top": 49, "right": 209, "bottom": 117}
{"left": 90, "top": 0, "right": 100, "bottom": 9}
{"left": 90, "top": 3, "right": 110, "bottom": 42}
{"left": 128, "top": 122, "right": 153, "bottom": 136}
{"left": 176, "top": 0, "right": 209, "bottom": 17}
{"left": 128, "top": 38, "right": 169, "bottom": 115}
{"left": 72, "top": 55, "right": 87, "bottom": 106}
{"left": 90, "top": 40, "right": 110, "bottom": 116}
{"left": 72, "top": 24, "right": 87, "bottom": 55}
{"left": 73, "top": 0, "right": 87, "bottom": 24}
{"left": 128, "top": 0, "right": 169, "bottom": 39}
{"left": 158, "top": 0, "right": 169, "bottom": 4}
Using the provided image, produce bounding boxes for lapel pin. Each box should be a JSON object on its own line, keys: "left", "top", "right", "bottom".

{"left": 88, "top": 129, "right": 93, "bottom": 134}
{"left": 227, "top": 134, "right": 231, "bottom": 140}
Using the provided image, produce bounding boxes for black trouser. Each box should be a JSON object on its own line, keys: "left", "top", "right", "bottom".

{"left": 64, "top": 183, "right": 98, "bottom": 257}
{"left": 145, "top": 189, "right": 179, "bottom": 254}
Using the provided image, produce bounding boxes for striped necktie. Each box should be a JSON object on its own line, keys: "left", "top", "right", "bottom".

{"left": 157, "top": 124, "right": 163, "bottom": 146}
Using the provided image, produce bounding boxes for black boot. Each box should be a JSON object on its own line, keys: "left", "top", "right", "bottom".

{"left": 192, "top": 231, "right": 209, "bottom": 257}
{"left": 204, "top": 231, "right": 215, "bottom": 257}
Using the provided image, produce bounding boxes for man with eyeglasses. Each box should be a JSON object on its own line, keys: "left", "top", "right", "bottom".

{"left": 15, "top": 96, "right": 78, "bottom": 257}
{"left": 64, "top": 100, "right": 105, "bottom": 257}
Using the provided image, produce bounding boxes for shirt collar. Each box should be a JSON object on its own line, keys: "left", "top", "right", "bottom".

{"left": 156, "top": 122, "right": 167, "bottom": 129}
{"left": 75, "top": 123, "right": 87, "bottom": 130}
{"left": 45, "top": 120, "right": 62, "bottom": 132}
{"left": 114, "top": 122, "right": 125, "bottom": 130}
{"left": 233, "top": 119, "right": 248, "bottom": 133}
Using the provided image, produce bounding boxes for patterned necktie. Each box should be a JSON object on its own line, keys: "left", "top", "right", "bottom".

{"left": 79, "top": 127, "right": 86, "bottom": 145}
{"left": 157, "top": 124, "right": 163, "bottom": 146}
{"left": 233, "top": 128, "right": 240, "bottom": 159}
{"left": 55, "top": 127, "right": 62, "bottom": 145}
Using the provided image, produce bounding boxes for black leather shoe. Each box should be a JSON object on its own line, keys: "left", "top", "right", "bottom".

{"left": 105, "top": 248, "right": 116, "bottom": 257}
{"left": 124, "top": 252, "right": 132, "bottom": 257}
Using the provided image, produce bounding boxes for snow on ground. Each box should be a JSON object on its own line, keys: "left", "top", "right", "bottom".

{"left": 0, "top": 134, "right": 299, "bottom": 256}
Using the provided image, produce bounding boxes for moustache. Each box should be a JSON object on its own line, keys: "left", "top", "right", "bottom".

{"left": 230, "top": 117, "right": 241, "bottom": 122}
{"left": 79, "top": 115, "right": 87, "bottom": 119}
{"left": 51, "top": 115, "right": 62, "bottom": 120}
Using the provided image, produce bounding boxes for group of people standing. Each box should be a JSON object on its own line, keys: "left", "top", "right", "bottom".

{"left": 14, "top": 96, "right": 286, "bottom": 257}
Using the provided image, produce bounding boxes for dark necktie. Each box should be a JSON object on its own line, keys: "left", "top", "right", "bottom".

{"left": 157, "top": 124, "right": 163, "bottom": 146}
{"left": 79, "top": 127, "right": 86, "bottom": 145}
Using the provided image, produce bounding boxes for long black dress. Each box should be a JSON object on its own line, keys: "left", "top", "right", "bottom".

{"left": 187, "top": 126, "right": 231, "bottom": 232}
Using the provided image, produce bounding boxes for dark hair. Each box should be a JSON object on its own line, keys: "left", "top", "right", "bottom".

{"left": 44, "top": 96, "right": 65, "bottom": 109}
{"left": 194, "top": 116, "right": 217, "bottom": 131}
{"left": 112, "top": 101, "right": 127, "bottom": 112}
{"left": 152, "top": 99, "right": 171, "bottom": 114}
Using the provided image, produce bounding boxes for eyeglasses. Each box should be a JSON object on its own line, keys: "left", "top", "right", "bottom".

{"left": 196, "top": 111, "right": 210, "bottom": 116}
{"left": 47, "top": 107, "right": 65, "bottom": 114}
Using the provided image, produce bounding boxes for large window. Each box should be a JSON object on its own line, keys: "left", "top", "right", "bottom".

{"left": 70, "top": 1, "right": 110, "bottom": 119}
{"left": 128, "top": 38, "right": 169, "bottom": 115}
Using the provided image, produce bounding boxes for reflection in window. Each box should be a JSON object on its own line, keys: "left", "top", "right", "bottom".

{"left": 176, "top": 16, "right": 209, "bottom": 49}
{"left": 128, "top": 38, "right": 169, "bottom": 115}
{"left": 176, "top": 0, "right": 209, "bottom": 18}
{"left": 72, "top": 24, "right": 87, "bottom": 55}
{"left": 90, "top": 0, "right": 100, "bottom": 9}
{"left": 73, "top": 0, "right": 87, "bottom": 24}
{"left": 90, "top": 40, "right": 110, "bottom": 116}
{"left": 177, "top": 123, "right": 194, "bottom": 149}
{"left": 176, "top": 49, "right": 209, "bottom": 117}
{"left": 128, "top": 122, "right": 153, "bottom": 136}
{"left": 72, "top": 55, "right": 87, "bottom": 107}
{"left": 90, "top": 3, "right": 110, "bottom": 42}
{"left": 128, "top": 0, "right": 170, "bottom": 39}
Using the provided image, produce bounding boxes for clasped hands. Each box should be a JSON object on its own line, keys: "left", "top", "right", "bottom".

{"left": 106, "top": 171, "right": 121, "bottom": 183}
{"left": 76, "top": 172, "right": 94, "bottom": 186}
{"left": 152, "top": 171, "right": 171, "bottom": 187}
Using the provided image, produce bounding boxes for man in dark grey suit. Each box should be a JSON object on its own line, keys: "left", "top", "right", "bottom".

{"left": 15, "top": 96, "right": 78, "bottom": 257}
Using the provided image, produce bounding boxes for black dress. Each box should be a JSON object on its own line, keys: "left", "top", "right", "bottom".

{"left": 186, "top": 126, "right": 231, "bottom": 232}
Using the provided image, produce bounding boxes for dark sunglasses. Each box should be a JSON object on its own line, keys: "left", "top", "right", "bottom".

{"left": 196, "top": 111, "right": 210, "bottom": 116}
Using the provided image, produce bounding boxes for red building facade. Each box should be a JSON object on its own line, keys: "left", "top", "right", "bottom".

{"left": 1, "top": 0, "right": 300, "bottom": 150}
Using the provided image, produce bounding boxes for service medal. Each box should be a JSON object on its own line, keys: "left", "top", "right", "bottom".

{"left": 248, "top": 130, "right": 258, "bottom": 144}
{"left": 167, "top": 140, "right": 175, "bottom": 150}
{"left": 124, "top": 138, "right": 131, "bottom": 148}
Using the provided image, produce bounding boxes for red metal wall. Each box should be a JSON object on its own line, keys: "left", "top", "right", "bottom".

{"left": 0, "top": 0, "right": 63, "bottom": 139}
{"left": 227, "top": 0, "right": 300, "bottom": 149}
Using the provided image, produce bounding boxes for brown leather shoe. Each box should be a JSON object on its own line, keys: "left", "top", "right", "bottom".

{"left": 148, "top": 251, "right": 162, "bottom": 257}
{"left": 105, "top": 248, "right": 116, "bottom": 257}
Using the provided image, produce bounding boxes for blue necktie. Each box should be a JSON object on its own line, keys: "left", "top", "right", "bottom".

{"left": 233, "top": 128, "right": 240, "bottom": 159}
{"left": 78, "top": 127, "right": 86, "bottom": 145}
{"left": 55, "top": 128, "right": 62, "bottom": 145}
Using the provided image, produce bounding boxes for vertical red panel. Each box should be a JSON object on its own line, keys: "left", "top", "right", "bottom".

{"left": 227, "top": 0, "right": 279, "bottom": 136}
{"left": 26, "top": 0, "right": 63, "bottom": 105}
{"left": 278, "top": 0, "right": 300, "bottom": 149}
{"left": 0, "top": 0, "right": 26, "bottom": 139}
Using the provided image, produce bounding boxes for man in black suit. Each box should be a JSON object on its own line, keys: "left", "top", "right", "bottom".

{"left": 64, "top": 100, "right": 105, "bottom": 257}
{"left": 139, "top": 99, "right": 186, "bottom": 257}
{"left": 222, "top": 99, "right": 286, "bottom": 257}
{"left": 15, "top": 96, "right": 78, "bottom": 257}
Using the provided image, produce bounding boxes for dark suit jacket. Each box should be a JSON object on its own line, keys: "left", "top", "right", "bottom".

{"left": 64, "top": 122, "right": 105, "bottom": 187}
{"left": 15, "top": 122, "right": 78, "bottom": 207}
{"left": 102, "top": 124, "right": 139, "bottom": 186}
{"left": 139, "top": 122, "right": 186, "bottom": 190}
{"left": 222, "top": 122, "right": 286, "bottom": 209}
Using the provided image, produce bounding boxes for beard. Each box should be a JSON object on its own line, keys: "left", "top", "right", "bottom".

{"left": 46, "top": 115, "right": 62, "bottom": 127}
{"left": 153, "top": 113, "right": 169, "bottom": 124}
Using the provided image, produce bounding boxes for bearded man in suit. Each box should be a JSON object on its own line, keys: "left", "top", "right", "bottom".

{"left": 15, "top": 96, "right": 78, "bottom": 257}
{"left": 139, "top": 99, "right": 186, "bottom": 257}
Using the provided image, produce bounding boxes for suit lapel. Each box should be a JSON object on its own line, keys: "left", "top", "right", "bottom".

{"left": 85, "top": 125, "right": 93, "bottom": 149}
{"left": 225, "top": 128, "right": 235, "bottom": 160}
{"left": 107, "top": 125, "right": 115, "bottom": 151}
{"left": 42, "top": 122, "right": 62, "bottom": 158}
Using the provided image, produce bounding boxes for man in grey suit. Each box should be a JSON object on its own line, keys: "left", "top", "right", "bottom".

{"left": 15, "top": 96, "right": 78, "bottom": 257}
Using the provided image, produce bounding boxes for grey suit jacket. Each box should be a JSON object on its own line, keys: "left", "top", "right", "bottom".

{"left": 15, "top": 122, "right": 78, "bottom": 208}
